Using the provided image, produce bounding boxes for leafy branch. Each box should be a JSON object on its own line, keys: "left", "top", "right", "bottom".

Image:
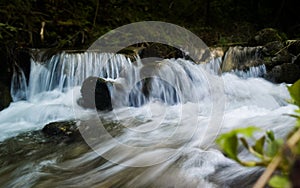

{"left": 217, "top": 79, "right": 300, "bottom": 188}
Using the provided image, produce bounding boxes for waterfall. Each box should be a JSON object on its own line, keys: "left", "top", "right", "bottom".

{"left": 233, "top": 64, "right": 266, "bottom": 78}
{"left": 0, "top": 51, "right": 295, "bottom": 187}
{"left": 10, "top": 52, "right": 264, "bottom": 105}
{"left": 11, "top": 52, "right": 134, "bottom": 102}
{"left": 10, "top": 64, "right": 28, "bottom": 101}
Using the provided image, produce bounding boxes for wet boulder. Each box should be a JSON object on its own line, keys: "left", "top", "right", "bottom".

{"left": 139, "top": 43, "right": 184, "bottom": 59}
{"left": 261, "top": 39, "right": 300, "bottom": 84}
{"left": 42, "top": 120, "right": 81, "bottom": 142}
{"left": 221, "top": 46, "right": 265, "bottom": 72}
{"left": 249, "top": 28, "right": 283, "bottom": 46}
{"left": 263, "top": 41, "right": 284, "bottom": 56}
{"left": 264, "top": 63, "right": 300, "bottom": 83}
{"left": 263, "top": 41, "right": 292, "bottom": 69}
{"left": 79, "top": 76, "right": 112, "bottom": 111}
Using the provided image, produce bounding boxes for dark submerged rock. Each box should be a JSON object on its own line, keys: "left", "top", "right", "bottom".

{"left": 79, "top": 76, "right": 112, "bottom": 111}
{"left": 264, "top": 63, "right": 300, "bottom": 83}
{"left": 42, "top": 120, "right": 81, "bottom": 142}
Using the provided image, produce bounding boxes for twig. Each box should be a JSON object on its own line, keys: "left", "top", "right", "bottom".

{"left": 253, "top": 127, "right": 300, "bottom": 188}
{"left": 253, "top": 155, "right": 282, "bottom": 188}
{"left": 274, "top": 40, "right": 297, "bottom": 56}
{"left": 93, "top": 0, "right": 100, "bottom": 29}
{"left": 286, "top": 127, "right": 300, "bottom": 148}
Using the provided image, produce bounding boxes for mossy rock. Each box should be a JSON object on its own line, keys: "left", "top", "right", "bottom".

{"left": 249, "top": 28, "right": 282, "bottom": 46}
{"left": 263, "top": 41, "right": 284, "bottom": 56}
{"left": 260, "top": 40, "right": 294, "bottom": 72}
{"left": 264, "top": 63, "right": 300, "bottom": 83}
{"left": 42, "top": 120, "right": 81, "bottom": 142}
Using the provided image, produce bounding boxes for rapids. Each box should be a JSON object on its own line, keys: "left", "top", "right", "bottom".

{"left": 0, "top": 52, "right": 296, "bottom": 187}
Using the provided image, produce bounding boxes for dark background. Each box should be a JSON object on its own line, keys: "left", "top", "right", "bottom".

{"left": 0, "top": 0, "right": 299, "bottom": 84}
{"left": 1, "top": 0, "right": 299, "bottom": 49}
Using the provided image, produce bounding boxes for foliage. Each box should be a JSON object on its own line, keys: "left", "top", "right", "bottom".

{"left": 216, "top": 127, "right": 284, "bottom": 167}
{"left": 217, "top": 79, "right": 300, "bottom": 188}
{"left": 0, "top": 0, "right": 299, "bottom": 50}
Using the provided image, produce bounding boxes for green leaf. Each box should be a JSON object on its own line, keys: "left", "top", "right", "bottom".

{"left": 268, "top": 175, "right": 291, "bottom": 188}
{"left": 240, "top": 137, "right": 250, "bottom": 149}
{"left": 217, "top": 127, "right": 261, "bottom": 161}
{"left": 267, "top": 130, "right": 275, "bottom": 141}
{"left": 216, "top": 133, "right": 239, "bottom": 161}
{"left": 234, "top": 126, "right": 262, "bottom": 137}
{"left": 288, "top": 79, "right": 300, "bottom": 107}
{"left": 253, "top": 136, "right": 266, "bottom": 154}
{"left": 242, "top": 161, "right": 258, "bottom": 167}
{"left": 266, "top": 139, "right": 283, "bottom": 157}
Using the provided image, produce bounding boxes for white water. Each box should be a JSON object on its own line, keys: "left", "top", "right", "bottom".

{"left": 0, "top": 52, "right": 296, "bottom": 187}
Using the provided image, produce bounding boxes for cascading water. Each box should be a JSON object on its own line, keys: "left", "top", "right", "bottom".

{"left": 10, "top": 64, "right": 28, "bottom": 101}
{"left": 0, "top": 51, "right": 296, "bottom": 187}
{"left": 233, "top": 64, "right": 266, "bottom": 78}
{"left": 11, "top": 52, "right": 134, "bottom": 102}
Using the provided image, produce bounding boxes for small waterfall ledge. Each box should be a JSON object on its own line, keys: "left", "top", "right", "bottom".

{"left": 11, "top": 51, "right": 267, "bottom": 104}
{"left": 0, "top": 50, "right": 294, "bottom": 188}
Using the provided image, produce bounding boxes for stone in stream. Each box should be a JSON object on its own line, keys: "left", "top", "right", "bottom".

{"left": 262, "top": 41, "right": 292, "bottom": 70}
{"left": 78, "top": 76, "right": 113, "bottom": 111}
{"left": 220, "top": 31, "right": 300, "bottom": 84}
{"left": 221, "top": 46, "right": 265, "bottom": 72}
{"left": 0, "top": 82, "right": 12, "bottom": 111}
{"left": 264, "top": 63, "right": 300, "bottom": 84}
{"left": 42, "top": 120, "right": 81, "bottom": 142}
